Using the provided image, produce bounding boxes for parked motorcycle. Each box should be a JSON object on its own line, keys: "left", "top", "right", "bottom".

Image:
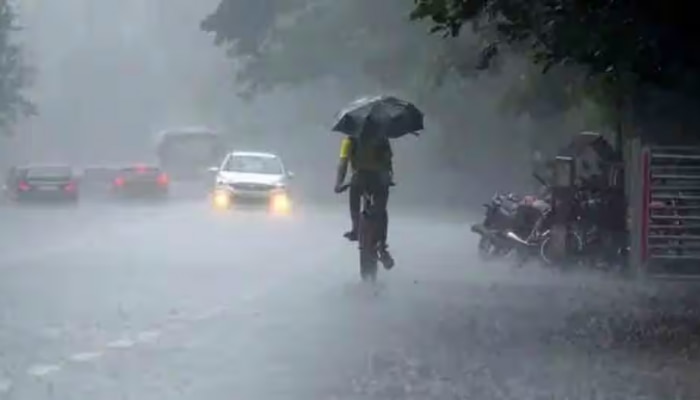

{"left": 496, "top": 173, "right": 582, "bottom": 267}
{"left": 470, "top": 192, "right": 521, "bottom": 260}
{"left": 502, "top": 195, "right": 565, "bottom": 267}
{"left": 507, "top": 188, "right": 628, "bottom": 269}
{"left": 471, "top": 176, "right": 554, "bottom": 264}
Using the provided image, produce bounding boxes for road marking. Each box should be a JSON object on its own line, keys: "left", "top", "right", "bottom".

{"left": 9, "top": 226, "right": 340, "bottom": 387}
{"left": 106, "top": 338, "right": 134, "bottom": 349}
{"left": 135, "top": 330, "right": 161, "bottom": 343}
{"left": 68, "top": 352, "right": 103, "bottom": 362}
{"left": 0, "top": 379, "right": 12, "bottom": 393}
{"left": 27, "top": 364, "right": 61, "bottom": 377}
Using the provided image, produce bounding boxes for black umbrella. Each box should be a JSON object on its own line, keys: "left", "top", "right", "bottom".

{"left": 332, "top": 95, "right": 424, "bottom": 139}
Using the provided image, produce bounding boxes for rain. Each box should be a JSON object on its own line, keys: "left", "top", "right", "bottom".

{"left": 1, "top": 0, "right": 699, "bottom": 399}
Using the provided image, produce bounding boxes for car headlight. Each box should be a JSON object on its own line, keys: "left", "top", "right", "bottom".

{"left": 212, "top": 188, "right": 231, "bottom": 209}
{"left": 269, "top": 191, "right": 291, "bottom": 214}
{"left": 273, "top": 181, "right": 285, "bottom": 188}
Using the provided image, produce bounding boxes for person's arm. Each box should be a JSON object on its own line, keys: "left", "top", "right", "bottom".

{"left": 335, "top": 159, "right": 349, "bottom": 190}
{"left": 335, "top": 138, "right": 351, "bottom": 191}
{"left": 388, "top": 147, "right": 394, "bottom": 175}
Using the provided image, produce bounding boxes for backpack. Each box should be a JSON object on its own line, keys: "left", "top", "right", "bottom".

{"left": 348, "top": 137, "right": 391, "bottom": 170}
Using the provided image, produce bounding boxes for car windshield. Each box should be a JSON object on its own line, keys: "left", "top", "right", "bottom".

{"left": 25, "top": 166, "right": 72, "bottom": 179}
{"left": 224, "top": 155, "right": 283, "bottom": 175}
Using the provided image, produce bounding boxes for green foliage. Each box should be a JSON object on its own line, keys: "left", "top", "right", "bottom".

{"left": 411, "top": 0, "right": 674, "bottom": 128}
{"left": 200, "top": 0, "right": 609, "bottom": 125}
{"left": 410, "top": 0, "right": 700, "bottom": 98}
{"left": 200, "top": 0, "right": 635, "bottom": 157}
{"left": 498, "top": 63, "right": 582, "bottom": 118}
{"left": 0, "top": 1, "right": 35, "bottom": 133}
{"left": 200, "top": 0, "right": 287, "bottom": 54}
{"left": 202, "top": 0, "right": 464, "bottom": 96}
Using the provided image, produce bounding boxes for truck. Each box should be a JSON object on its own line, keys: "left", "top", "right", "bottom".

{"left": 154, "top": 126, "right": 226, "bottom": 181}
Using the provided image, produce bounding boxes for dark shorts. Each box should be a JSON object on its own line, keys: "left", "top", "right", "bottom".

{"left": 351, "top": 170, "right": 391, "bottom": 191}
{"left": 348, "top": 170, "right": 390, "bottom": 243}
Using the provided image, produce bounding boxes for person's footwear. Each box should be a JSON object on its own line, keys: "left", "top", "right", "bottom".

{"left": 343, "top": 230, "right": 358, "bottom": 241}
{"left": 378, "top": 246, "right": 394, "bottom": 270}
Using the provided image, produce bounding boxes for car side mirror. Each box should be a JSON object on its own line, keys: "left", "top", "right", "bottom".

{"left": 287, "top": 171, "right": 295, "bottom": 179}
{"left": 208, "top": 167, "right": 219, "bottom": 173}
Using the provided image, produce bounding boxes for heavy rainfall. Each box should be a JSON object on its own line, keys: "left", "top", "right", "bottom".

{"left": 0, "top": 0, "right": 699, "bottom": 399}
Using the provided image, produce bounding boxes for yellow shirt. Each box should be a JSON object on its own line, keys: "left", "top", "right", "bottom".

{"left": 339, "top": 137, "right": 392, "bottom": 172}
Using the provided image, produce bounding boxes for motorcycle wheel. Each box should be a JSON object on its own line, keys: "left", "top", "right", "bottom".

{"left": 513, "top": 245, "right": 529, "bottom": 268}
{"left": 478, "top": 236, "right": 513, "bottom": 260}
{"left": 539, "top": 231, "right": 583, "bottom": 266}
{"left": 477, "top": 237, "right": 497, "bottom": 260}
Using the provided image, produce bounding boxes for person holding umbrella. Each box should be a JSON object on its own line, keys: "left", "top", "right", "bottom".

{"left": 335, "top": 117, "right": 395, "bottom": 267}
{"left": 332, "top": 95, "right": 424, "bottom": 271}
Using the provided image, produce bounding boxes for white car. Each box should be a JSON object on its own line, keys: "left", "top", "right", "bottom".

{"left": 210, "top": 151, "right": 294, "bottom": 213}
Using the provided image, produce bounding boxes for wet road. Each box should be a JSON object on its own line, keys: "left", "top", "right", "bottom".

{"left": 1, "top": 199, "right": 700, "bottom": 399}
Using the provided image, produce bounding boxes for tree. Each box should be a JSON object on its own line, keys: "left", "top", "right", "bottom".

{"left": 201, "top": 0, "right": 481, "bottom": 96}
{"left": 200, "top": 0, "right": 606, "bottom": 130}
{"left": 409, "top": 0, "right": 700, "bottom": 256}
{"left": 411, "top": 0, "right": 700, "bottom": 101}
{"left": 0, "top": 0, "right": 35, "bottom": 133}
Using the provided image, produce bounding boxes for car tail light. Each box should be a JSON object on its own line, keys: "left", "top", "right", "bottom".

{"left": 136, "top": 164, "right": 147, "bottom": 174}
{"left": 18, "top": 181, "right": 30, "bottom": 191}
{"left": 156, "top": 173, "right": 169, "bottom": 186}
{"left": 114, "top": 176, "right": 125, "bottom": 187}
{"left": 64, "top": 181, "right": 77, "bottom": 192}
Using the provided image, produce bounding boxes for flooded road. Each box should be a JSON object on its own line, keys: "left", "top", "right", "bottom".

{"left": 0, "top": 200, "right": 699, "bottom": 399}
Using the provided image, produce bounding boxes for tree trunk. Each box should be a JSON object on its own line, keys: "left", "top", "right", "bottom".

{"left": 614, "top": 81, "right": 628, "bottom": 157}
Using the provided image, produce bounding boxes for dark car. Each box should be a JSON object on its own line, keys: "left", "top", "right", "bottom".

{"left": 111, "top": 165, "right": 169, "bottom": 199}
{"left": 7, "top": 165, "right": 79, "bottom": 203}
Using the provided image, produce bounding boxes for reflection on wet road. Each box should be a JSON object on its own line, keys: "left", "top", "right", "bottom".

{"left": 1, "top": 200, "right": 699, "bottom": 399}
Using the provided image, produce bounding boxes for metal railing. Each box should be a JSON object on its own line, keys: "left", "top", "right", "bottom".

{"left": 645, "top": 146, "right": 700, "bottom": 269}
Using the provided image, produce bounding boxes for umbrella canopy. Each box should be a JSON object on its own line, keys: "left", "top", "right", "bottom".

{"left": 332, "top": 95, "right": 424, "bottom": 139}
